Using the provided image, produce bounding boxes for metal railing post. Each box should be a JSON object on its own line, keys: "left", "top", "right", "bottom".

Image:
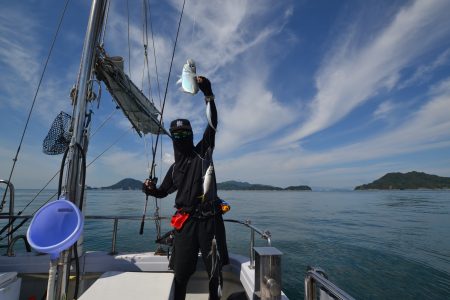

{"left": 254, "top": 247, "right": 283, "bottom": 300}
{"left": 250, "top": 223, "right": 255, "bottom": 269}
{"left": 304, "top": 267, "right": 356, "bottom": 300}
{"left": 0, "top": 180, "right": 15, "bottom": 255}
{"left": 304, "top": 274, "right": 314, "bottom": 300}
{"left": 110, "top": 218, "right": 118, "bottom": 255}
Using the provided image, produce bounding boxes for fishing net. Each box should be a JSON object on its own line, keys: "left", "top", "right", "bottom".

{"left": 43, "top": 111, "right": 72, "bottom": 155}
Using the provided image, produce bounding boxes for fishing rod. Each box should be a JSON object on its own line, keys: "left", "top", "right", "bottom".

{"left": 139, "top": 0, "right": 186, "bottom": 235}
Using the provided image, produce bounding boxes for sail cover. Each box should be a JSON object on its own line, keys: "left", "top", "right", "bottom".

{"left": 95, "top": 55, "right": 169, "bottom": 136}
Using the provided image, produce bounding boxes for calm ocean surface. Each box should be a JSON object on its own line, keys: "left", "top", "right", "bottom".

{"left": 4, "top": 189, "right": 450, "bottom": 299}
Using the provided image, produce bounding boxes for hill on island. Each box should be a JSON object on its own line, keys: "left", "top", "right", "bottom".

{"left": 98, "top": 179, "right": 312, "bottom": 191}
{"left": 101, "top": 178, "right": 143, "bottom": 190}
{"left": 217, "top": 180, "right": 311, "bottom": 191}
{"left": 354, "top": 171, "right": 450, "bottom": 190}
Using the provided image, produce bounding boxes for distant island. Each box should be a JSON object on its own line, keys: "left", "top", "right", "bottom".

{"left": 92, "top": 178, "right": 312, "bottom": 191}
{"left": 217, "top": 180, "right": 311, "bottom": 191}
{"left": 87, "top": 178, "right": 144, "bottom": 190}
{"left": 354, "top": 171, "right": 450, "bottom": 190}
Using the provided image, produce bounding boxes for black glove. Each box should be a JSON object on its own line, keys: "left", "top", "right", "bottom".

{"left": 197, "top": 76, "right": 213, "bottom": 97}
{"left": 142, "top": 178, "right": 157, "bottom": 195}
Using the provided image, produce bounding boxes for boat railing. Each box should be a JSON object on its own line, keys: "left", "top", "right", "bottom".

{"left": 304, "top": 266, "right": 356, "bottom": 300}
{"left": 1, "top": 213, "right": 272, "bottom": 264}
{"left": 224, "top": 218, "right": 271, "bottom": 269}
{"left": 84, "top": 215, "right": 170, "bottom": 254}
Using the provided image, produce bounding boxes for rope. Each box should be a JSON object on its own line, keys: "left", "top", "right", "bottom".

{"left": 1, "top": 0, "right": 71, "bottom": 212}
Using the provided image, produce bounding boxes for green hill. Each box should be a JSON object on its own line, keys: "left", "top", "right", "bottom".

{"left": 101, "top": 179, "right": 312, "bottom": 191}
{"left": 102, "top": 178, "right": 143, "bottom": 190}
{"left": 217, "top": 180, "right": 282, "bottom": 190}
{"left": 217, "top": 180, "right": 311, "bottom": 191}
{"left": 284, "top": 185, "right": 312, "bottom": 191}
{"left": 354, "top": 171, "right": 450, "bottom": 190}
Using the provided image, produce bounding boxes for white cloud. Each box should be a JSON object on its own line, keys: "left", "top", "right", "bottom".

{"left": 373, "top": 101, "right": 395, "bottom": 119}
{"left": 0, "top": 143, "right": 61, "bottom": 189}
{"left": 277, "top": 0, "right": 450, "bottom": 145}
{"left": 102, "top": 0, "right": 296, "bottom": 153}
{"left": 0, "top": 3, "right": 75, "bottom": 122}
{"left": 216, "top": 77, "right": 450, "bottom": 187}
{"left": 401, "top": 47, "right": 450, "bottom": 88}
{"left": 0, "top": 6, "right": 41, "bottom": 109}
{"left": 3, "top": 0, "right": 449, "bottom": 191}
{"left": 218, "top": 75, "right": 296, "bottom": 152}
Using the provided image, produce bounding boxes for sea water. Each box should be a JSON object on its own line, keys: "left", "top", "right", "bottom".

{"left": 3, "top": 189, "right": 450, "bottom": 299}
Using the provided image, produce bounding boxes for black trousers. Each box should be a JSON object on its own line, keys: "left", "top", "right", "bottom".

{"left": 172, "top": 214, "right": 229, "bottom": 300}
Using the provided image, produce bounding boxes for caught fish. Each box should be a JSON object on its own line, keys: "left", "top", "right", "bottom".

{"left": 200, "top": 163, "right": 214, "bottom": 202}
{"left": 208, "top": 237, "right": 221, "bottom": 284}
{"left": 206, "top": 101, "right": 216, "bottom": 131}
{"left": 176, "top": 59, "right": 199, "bottom": 95}
{"left": 218, "top": 285, "right": 222, "bottom": 299}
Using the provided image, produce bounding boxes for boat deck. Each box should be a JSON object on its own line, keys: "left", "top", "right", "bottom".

{"left": 79, "top": 271, "right": 174, "bottom": 299}
{"left": 0, "top": 251, "right": 254, "bottom": 300}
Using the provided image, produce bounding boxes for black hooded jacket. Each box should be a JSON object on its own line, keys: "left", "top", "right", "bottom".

{"left": 149, "top": 100, "right": 218, "bottom": 213}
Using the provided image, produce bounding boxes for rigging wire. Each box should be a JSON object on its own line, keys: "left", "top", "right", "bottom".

{"left": 147, "top": 0, "right": 163, "bottom": 107}
{"left": 100, "top": 0, "right": 111, "bottom": 46}
{"left": 86, "top": 128, "right": 132, "bottom": 168}
{"left": 0, "top": 109, "right": 118, "bottom": 235}
{"left": 148, "top": 0, "right": 186, "bottom": 179}
{"left": 141, "top": 0, "right": 154, "bottom": 104}
{"left": 0, "top": 0, "right": 72, "bottom": 212}
{"left": 145, "top": 0, "right": 164, "bottom": 181}
{"left": 141, "top": 0, "right": 158, "bottom": 177}
{"left": 0, "top": 128, "right": 132, "bottom": 241}
{"left": 126, "top": 0, "right": 132, "bottom": 77}
{"left": 89, "top": 108, "right": 117, "bottom": 137}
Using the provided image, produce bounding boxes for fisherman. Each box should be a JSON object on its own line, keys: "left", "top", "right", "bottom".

{"left": 143, "top": 76, "right": 229, "bottom": 300}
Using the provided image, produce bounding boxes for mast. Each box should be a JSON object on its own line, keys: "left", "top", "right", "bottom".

{"left": 55, "top": 0, "right": 109, "bottom": 298}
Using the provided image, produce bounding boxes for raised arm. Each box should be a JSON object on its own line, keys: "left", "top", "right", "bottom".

{"left": 196, "top": 76, "right": 217, "bottom": 153}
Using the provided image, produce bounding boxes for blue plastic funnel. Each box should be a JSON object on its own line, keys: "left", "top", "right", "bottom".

{"left": 27, "top": 198, "right": 83, "bottom": 259}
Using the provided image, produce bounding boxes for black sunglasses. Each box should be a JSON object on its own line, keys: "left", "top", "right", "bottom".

{"left": 172, "top": 130, "right": 192, "bottom": 139}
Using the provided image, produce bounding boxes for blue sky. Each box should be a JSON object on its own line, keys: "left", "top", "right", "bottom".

{"left": 1, "top": 0, "right": 450, "bottom": 189}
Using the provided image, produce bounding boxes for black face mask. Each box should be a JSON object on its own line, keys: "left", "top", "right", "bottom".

{"left": 172, "top": 130, "right": 194, "bottom": 160}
